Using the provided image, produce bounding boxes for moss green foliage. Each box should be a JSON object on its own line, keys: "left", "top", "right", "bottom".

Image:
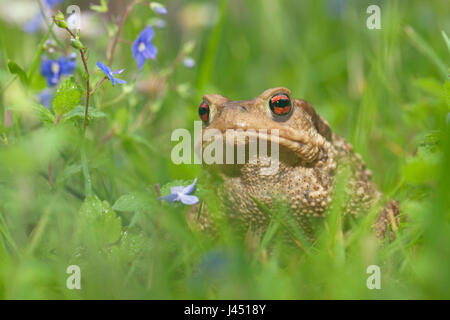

{"left": 0, "top": 0, "right": 448, "bottom": 299}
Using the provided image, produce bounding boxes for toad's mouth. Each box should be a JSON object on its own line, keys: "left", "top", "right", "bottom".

{"left": 195, "top": 127, "right": 324, "bottom": 164}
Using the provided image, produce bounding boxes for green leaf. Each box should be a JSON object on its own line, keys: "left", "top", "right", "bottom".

{"left": 52, "top": 78, "right": 81, "bottom": 116}
{"left": 33, "top": 104, "right": 56, "bottom": 125}
{"left": 7, "top": 60, "right": 28, "bottom": 84}
{"left": 117, "top": 231, "right": 145, "bottom": 264}
{"left": 112, "top": 191, "right": 155, "bottom": 212}
{"left": 61, "top": 105, "right": 106, "bottom": 124}
{"left": 402, "top": 132, "right": 442, "bottom": 184}
{"left": 78, "top": 195, "right": 122, "bottom": 247}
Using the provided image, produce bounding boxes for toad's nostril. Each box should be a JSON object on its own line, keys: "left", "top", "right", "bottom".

{"left": 240, "top": 106, "right": 248, "bottom": 112}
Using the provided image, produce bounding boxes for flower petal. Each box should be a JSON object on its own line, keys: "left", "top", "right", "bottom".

{"left": 142, "top": 26, "right": 155, "bottom": 42}
{"left": 114, "top": 78, "right": 126, "bottom": 85}
{"left": 170, "top": 186, "right": 184, "bottom": 194}
{"left": 96, "top": 61, "right": 109, "bottom": 75}
{"left": 158, "top": 193, "right": 178, "bottom": 204}
{"left": 59, "top": 56, "right": 76, "bottom": 75}
{"left": 142, "top": 45, "right": 157, "bottom": 60}
{"left": 180, "top": 194, "right": 199, "bottom": 205}
{"left": 41, "top": 59, "right": 53, "bottom": 79}
{"left": 135, "top": 53, "right": 146, "bottom": 69}
{"left": 182, "top": 178, "right": 197, "bottom": 195}
{"left": 111, "top": 69, "right": 125, "bottom": 75}
{"left": 131, "top": 40, "right": 140, "bottom": 59}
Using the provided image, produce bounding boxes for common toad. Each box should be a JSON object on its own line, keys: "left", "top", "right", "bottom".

{"left": 192, "top": 87, "right": 399, "bottom": 241}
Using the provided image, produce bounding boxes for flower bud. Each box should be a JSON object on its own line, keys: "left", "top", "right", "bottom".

{"left": 70, "top": 38, "right": 84, "bottom": 50}
{"left": 53, "top": 11, "right": 68, "bottom": 29}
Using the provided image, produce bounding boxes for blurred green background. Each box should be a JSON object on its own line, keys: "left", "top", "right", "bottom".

{"left": 0, "top": 0, "right": 449, "bottom": 299}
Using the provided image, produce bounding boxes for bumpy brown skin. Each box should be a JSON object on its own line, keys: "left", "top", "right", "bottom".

{"left": 191, "top": 87, "right": 399, "bottom": 241}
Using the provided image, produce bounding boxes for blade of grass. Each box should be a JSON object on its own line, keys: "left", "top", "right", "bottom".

{"left": 0, "top": 213, "right": 19, "bottom": 254}
{"left": 441, "top": 30, "right": 450, "bottom": 55}
{"left": 405, "top": 26, "right": 447, "bottom": 79}
{"left": 27, "top": 21, "right": 55, "bottom": 81}
{"left": 249, "top": 194, "right": 309, "bottom": 253}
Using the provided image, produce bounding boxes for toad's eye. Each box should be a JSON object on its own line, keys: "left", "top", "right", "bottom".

{"left": 198, "top": 101, "right": 210, "bottom": 123}
{"left": 269, "top": 93, "right": 291, "bottom": 116}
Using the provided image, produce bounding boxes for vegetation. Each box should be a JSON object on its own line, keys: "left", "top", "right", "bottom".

{"left": 0, "top": 0, "right": 448, "bottom": 299}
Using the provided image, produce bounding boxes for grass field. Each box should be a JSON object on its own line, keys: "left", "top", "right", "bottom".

{"left": 0, "top": 0, "right": 449, "bottom": 299}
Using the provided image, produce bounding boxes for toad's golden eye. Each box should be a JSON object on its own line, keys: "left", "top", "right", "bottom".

{"left": 198, "top": 101, "right": 210, "bottom": 123}
{"left": 269, "top": 93, "right": 291, "bottom": 116}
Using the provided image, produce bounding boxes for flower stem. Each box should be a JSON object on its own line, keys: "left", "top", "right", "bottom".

{"left": 89, "top": 76, "right": 107, "bottom": 95}
{"left": 62, "top": 27, "right": 92, "bottom": 197}
{"left": 108, "top": 0, "right": 140, "bottom": 66}
{"left": 64, "top": 27, "right": 90, "bottom": 133}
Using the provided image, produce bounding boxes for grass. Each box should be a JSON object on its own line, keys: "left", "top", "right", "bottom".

{"left": 0, "top": 0, "right": 449, "bottom": 299}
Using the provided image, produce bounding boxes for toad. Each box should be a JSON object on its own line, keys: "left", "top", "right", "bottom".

{"left": 191, "top": 87, "right": 399, "bottom": 242}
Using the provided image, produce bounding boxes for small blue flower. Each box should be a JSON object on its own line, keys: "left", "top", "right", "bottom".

{"left": 132, "top": 26, "right": 157, "bottom": 70}
{"left": 96, "top": 62, "right": 126, "bottom": 86}
{"left": 41, "top": 56, "right": 77, "bottom": 86}
{"left": 183, "top": 57, "right": 195, "bottom": 68}
{"left": 158, "top": 178, "right": 199, "bottom": 205}
{"left": 150, "top": 2, "right": 168, "bottom": 15}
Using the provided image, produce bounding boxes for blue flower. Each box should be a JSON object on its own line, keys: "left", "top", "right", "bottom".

{"left": 183, "top": 57, "right": 195, "bottom": 68}
{"left": 158, "top": 178, "right": 199, "bottom": 205}
{"left": 96, "top": 62, "right": 126, "bottom": 86}
{"left": 132, "top": 26, "right": 157, "bottom": 69}
{"left": 150, "top": 2, "right": 168, "bottom": 15}
{"left": 41, "top": 56, "right": 77, "bottom": 86}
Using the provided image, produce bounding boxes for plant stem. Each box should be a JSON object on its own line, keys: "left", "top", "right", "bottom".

{"left": 64, "top": 27, "right": 90, "bottom": 133}
{"left": 90, "top": 76, "right": 107, "bottom": 95}
{"left": 81, "top": 141, "right": 93, "bottom": 196}
{"left": 108, "top": 0, "right": 140, "bottom": 66}
{"left": 61, "top": 27, "right": 93, "bottom": 197}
